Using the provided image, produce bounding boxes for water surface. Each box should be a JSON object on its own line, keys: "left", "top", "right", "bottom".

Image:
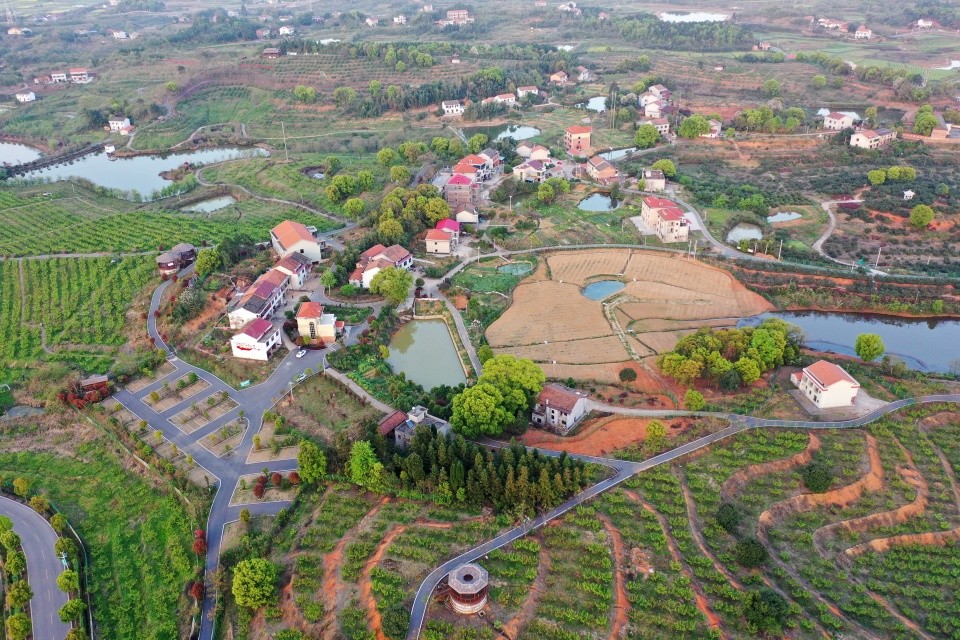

{"left": 0, "top": 142, "right": 42, "bottom": 165}
{"left": 598, "top": 147, "right": 637, "bottom": 161}
{"left": 580, "top": 96, "right": 607, "bottom": 112}
{"left": 767, "top": 211, "right": 802, "bottom": 224}
{"left": 726, "top": 222, "right": 763, "bottom": 243}
{"left": 579, "top": 193, "right": 621, "bottom": 211}
{"left": 463, "top": 124, "right": 541, "bottom": 142}
{"left": 582, "top": 280, "right": 625, "bottom": 300}
{"left": 387, "top": 320, "right": 467, "bottom": 390}
{"left": 183, "top": 195, "right": 237, "bottom": 213}
{"left": 659, "top": 11, "right": 729, "bottom": 22}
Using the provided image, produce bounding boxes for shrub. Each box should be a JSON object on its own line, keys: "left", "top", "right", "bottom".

{"left": 735, "top": 537, "right": 769, "bottom": 567}
{"left": 801, "top": 461, "right": 833, "bottom": 492}
{"left": 716, "top": 502, "right": 741, "bottom": 535}
{"left": 618, "top": 367, "right": 638, "bottom": 382}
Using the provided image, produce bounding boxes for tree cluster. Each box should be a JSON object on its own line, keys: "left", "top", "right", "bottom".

{"left": 615, "top": 13, "right": 753, "bottom": 50}
{"left": 451, "top": 354, "right": 546, "bottom": 437}
{"left": 369, "top": 185, "right": 450, "bottom": 246}
{"left": 731, "top": 105, "right": 807, "bottom": 133}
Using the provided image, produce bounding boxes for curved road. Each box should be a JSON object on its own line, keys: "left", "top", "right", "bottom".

{"left": 0, "top": 496, "right": 72, "bottom": 640}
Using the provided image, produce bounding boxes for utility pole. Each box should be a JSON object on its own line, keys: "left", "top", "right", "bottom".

{"left": 875, "top": 245, "right": 882, "bottom": 269}
{"left": 281, "top": 121, "right": 288, "bottom": 161}
{"left": 777, "top": 238, "right": 783, "bottom": 260}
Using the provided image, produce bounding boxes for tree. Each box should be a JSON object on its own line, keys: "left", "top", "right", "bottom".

{"left": 478, "top": 354, "right": 546, "bottom": 417}
{"left": 678, "top": 114, "right": 711, "bottom": 139}
{"left": 6, "top": 579, "right": 32, "bottom": 608}
{"left": 343, "top": 198, "right": 365, "bottom": 217}
{"left": 66, "top": 629, "right": 89, "bottom": 640}
{"left": 451, "top": 382, "right": 512, "bottom": 437}
{"left": 467, "top": 133, "right": 488, "bottom": 153}
{"left": 536, "top": 182, "right": 555, "bottom": 204}
{"left": 57, "top": 569, "right": 80, "bottom": 593}
{"left": 914, "top": 113, "right": 940, "bottom": 136}
{"left": 29, "top": 495, "right": 50, "bottom": 514}
{"left": 854, "top": 334, "right": 885, "bottom": 361}
{"left": 650, "top": 159, "right": 676, "bottom": 178}
{"left": 1, "top": 530, "right": 21, "bottom": 551}
{"left": 5, "top": 613, "right": 31, "bottom": 640}
{"left": 619, "top": 367, "right": 638, "bottom": 382}
{"left": 195, "top": 248, "right": 222, "bottom": 278}
{"left": 716, "top": 503, "right": 741, "bottom": 534}
{"left": 389, "top": 165, "right": 410, "bottom": 184}
{"left": 909, "top": 204, "right": 934, "bottom": 228}
{"left": 685, "top": 389, "right": 705, "bottom": 410}
{"left": 735, "top": 537, "right": 768, "bottom": 567}
{"left": 762, "top": 79, "right": 781, "bottom": 97}
{"left": 634, "top": 124, "right": 660, "bottom": 149}
{"left": 646, "top": 420, "right": 667, "bottom": 451}
{"left": 0, "top": 515, "right": 10, "bottom": 532}
{"left": 864, "top": 106, "right": 878, "bottom": 126}
{"left": 867, "top": 169, "right": 886, "bottom": 186}
{"left": 811, "top": 74, "right": 826, "bottom": 90}
{"left": 348, "top": 441, "right": 385, "bottom": 492}
{"left": 320, "top": 268, "right": 337, "bottom": 295}
{"left": 477, "top": 345, "right": 494, "bottom": 364}
{"left": 240, "top": 508, "right": 251, "bottom": 526}
{"left": 5, "top": 551, "right": 25, "bottom": 576}
{"left": 381, "top": 604, "right": 410, "bottom": 639}
{"left": 801, "top": 462, "right": 833, "bottom": 492}
{"left": 377, "top": 216, "right": 405, "bottom": 244}
{"left": 377, "top": 148, "right": 398, "bottom": 166}
{"left": 332, "top": 87, "right": 357, "bottom": 109}
{"left": 357, "top": 170, "right": 375, "bottom": 191}
{"left": 370, "top": 267, "right": 413, "bottom": 305}
{"left": 50, "top": 513, "right": 67, "bottom": 534}
{"left": 12, "top": 477, "right": 29, "bottom": 497}
{"left": 734, "top": 357, "right": 762, "bottom": 385}
{"left": 293, "top": 85, "right": 316, "bottom": 103}
{"left": 57, "top": 597, "right": 85, "bottom": 622}
{"left": 744, "top": 588, "right": 789, "bottom": 635}
{"left": 232, "top": 558, "right": 279, "bottom": 609}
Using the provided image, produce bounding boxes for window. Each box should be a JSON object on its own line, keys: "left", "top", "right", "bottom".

{"left": 309, "top": 323, "right": 316, "bottom": 338}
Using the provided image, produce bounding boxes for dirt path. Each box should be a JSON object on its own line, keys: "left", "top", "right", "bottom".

{"left": 721, "top": 432, "right": 821, "bottom": 502}
{"left": 361, "top": 524, "right": 407, "bottom": 640}
{"left": 677, "top": 474, "right": 743, "bottom": 591}
{"left": 598, "top": 514, "right": 630, "bottom": 640}
{"left": 624, "top": 490, "right": 726, "bottom": 636}
{"left": 321, "top": 497, "right": 390, "bottom": 640}
{"left": 496, "top": 539, "right": 550, "bottom": 640}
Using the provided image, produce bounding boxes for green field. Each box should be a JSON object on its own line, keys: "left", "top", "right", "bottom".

{"left": 0, "top": 444, "right": 196, "bottom": 640}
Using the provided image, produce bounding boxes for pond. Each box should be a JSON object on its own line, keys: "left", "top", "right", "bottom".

{"left": 582, "top": 280, "right": 625, "bottom": 301}
{"left": 659, "top": 11, "right": 729, "bottom": 22}
{"left": 767, "top": 211, "right": 803, "bottom": 224}
{"left": 183, "top": 195, "right": 237, "bottom": 213}
{"left": 598, "top": 147, "right": 637, "bottom": 161}
{"left": 726, "top": 222, "right": 763, "bottom": 243}
{"left": 387, "top": 319, "right": 468, "bottom": 390}
{"left": 739, "top": 311, "right": 960, "bottom": 373}
{"left": 20, "top": 146, "right": 268, "bottom": 199}
{"left": 463, "top": 124, "right": 541, "bottom": 142}
{"left": 578, "top": 96, "right": 607, "bottom": 112}
{"left": 0, "top": 142, "right": 42, "bottom": 165}
{"left": 498, "top": 262, "right": 533, "bottom": 276}
{"left": 579, "top": 193, "right": 621, "bottom": 211}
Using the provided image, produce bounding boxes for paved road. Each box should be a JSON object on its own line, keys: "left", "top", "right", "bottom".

{"left": 0, "top": 496, "right": 72, "bottom": 640}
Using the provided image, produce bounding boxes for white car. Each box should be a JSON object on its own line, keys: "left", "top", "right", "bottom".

{"left": 295, "top": 373, "right": 307, "bottom": 383}
{"left": 295, "top": 349, "right": 307, "bottom": 358}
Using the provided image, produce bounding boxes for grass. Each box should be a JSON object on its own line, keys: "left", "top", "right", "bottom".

{"left": 0, "top": 443, "right": 196, "bottom": 640}
{"left": 276, "top": 373, "right": 382, "bottom": 439}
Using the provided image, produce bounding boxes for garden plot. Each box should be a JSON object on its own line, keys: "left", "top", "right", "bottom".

{"left": 275, "top": 374, "right": 381, "bottom": 443}
{"left": 200, "top": 418, "right": 247, "bottom": 457}
{"left": 144, "top": 374, "right": 211, "bottom": 412}
{"left": 487, "top": 249, "right": 770, "bottom": 381}
{"left": 126, "top": 361, "right": 176, "bottom": 393}
{"left": 245, "top": 417, "right": 299, "bottom": 463}
{"left": 230, "top": 471, "right": 298, "bottom": 506}
{"left": 169, "top": 390, "right": 238, "bottom": 434}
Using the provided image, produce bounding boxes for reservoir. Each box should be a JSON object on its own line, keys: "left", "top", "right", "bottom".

{"left": 0, "top": 142, "right": 42, "bottom": 165}
{"left": 387, "top": 320, "right": 468, "bottom": 390}
{"left": 582, "top": 280, "right": 625, "bottom": 300}
{"left": 726, "top": 222, "right": 763, "bottom": 243}
{"left": 579, "top": 193, "right": 621, "bottom": 211}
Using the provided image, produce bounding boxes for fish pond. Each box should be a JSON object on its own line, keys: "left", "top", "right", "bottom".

{"left": 182, "top": 195, "right": 237, "bottom": 213}
{"left": 582, "top": 280, "right": 625, "bottom": 300}
{"left": 387, "top": 319, "right": 468, "bottom": 390}
{"left": 726, "top": 222, "right": 764, "bottom": 243}
{"left": 578, "top": 193, "right": 621, "bottom": 211}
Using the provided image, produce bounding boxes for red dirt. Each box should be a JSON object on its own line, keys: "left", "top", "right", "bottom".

{"left": 624, "top": 490, "right": 726, "bottom": 636}
{"left": 360, "top": 524, "right": 408, "bottom": 640}
{"left": 497, "top": 540, "right": 550, "bottom": 640}
{"left": 677, "top": 476, "right": 743, "bottom": 592}
{"left": 598, "top": 514, "right": 630, "bottom": 640}
{"left": 519, "top": 415, "right": 690, "bottom": 456}
{"left": 721, "top": 432, "right": 821, "bottom": 502}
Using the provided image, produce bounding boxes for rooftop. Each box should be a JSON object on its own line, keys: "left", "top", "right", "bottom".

{"left": 240, "top": 318, "right": 274, "bottom": 340}
{"left": 537, "top": 382, "right": 589, "bottom": 414}
{"left": 297, "top": 301, "right": 324, "bottom": 318}
{"left": 271, "top": 220, "right": 317, "bottom": 249}
{"left": 805, "top": 360, "right": 859, "bottom": 388}
{"left": 566, "top": 125, "right": 592, "bottom": 134}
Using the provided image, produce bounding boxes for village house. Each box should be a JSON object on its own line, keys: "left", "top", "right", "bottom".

{"left": 478, "top": 148, "right": 501, "bottom": 171}
{"left": 230, "top": 318, "right": 282, "bottom": 361}
{"left": 421, "top": 4, "right": 433, "bottom": 12}
{"left": 279, "top": 25, "right": 295, "bottom": 35}
{"left": 270, "top": 219, "right": 325, "bottom": 263}
{"left": 565, "top": 125, "right": 592, "bottom": 155}
{"left": 295, "top": 301, "right": 341, "bottom": 345}
{"left": 443, "top": 173, "right": 477, "bottom": 208}
{"left": 274, "top": 252, "right": 312, "bottom": 289}
{"left": 531, "top": 383, "right": 589, "bottom": 433}
{"left": 550, "top": 70, "right": 568, "bottom": 86}
{"left": 649, "top": 84, "right": 672, "bottom": 101}
{"left": 458, "top": 153, "right": 494, "bottom": 181}
{"left": 903, "top": 190, "right": 915, "bottom": 201}
{"left": 454, "top": 204, "right": 479, "bottom": 224}
{"left": 576, "top": 65, "right": 593, "bottom": 82}
{"left": 586, "top": 155, "right": 618, "bottom": 183}
{"left": 70, "top": 68, "right": 91, "bottom": 83}
{"left": 917, "top": 19, "right": 933, "bottom": 29}
{"left": 791, "top": 360, "right": 860, "bottom": 409}
{"left": 450, "top": 56, "right": 461, "bottom": 65}
{"left": 379, "top": 406, "right": 451, "bottom": 449}
{"left": 638, "top": 117, "right": 670, "bottom": 136}
{"left": 108, "top": 117, "right": 131, "bottom": 132}
{"left": 441, "top": 100, "right": 465, "bottom": 116}
{"left": 255, "top": 28, "right": 271, "bottom": 38}
{"left": 823, "top": 112, "right": 855, "bottom": 130}
{"left": 854, "top": 25, "right": 872, "bottom": 39}
{"left": 515, "top": 141, "right": 534, "bottom": 157}
{"left": 535, "top": 0, "right": 547, "bottom": 6}
{"left": 228, "top": 269, "right": 289, "bottom": 329}
{"left": 493, "top": 92, "right": 517, "bottom": 106}
{"left": 642, "top": 169, "right": 666, "bottom": 192}
{"left": 818, "top": 18, "right": 850, "bottom": 32}
{"left": 437, "top": 9, "right": 472, "bottom": 26}
{"left": 34, "top": 75, "right": 51, "bottom": 85}
{"left": 155, "top": 242, "right": 197, "bottom": 275}
{"left": 365, "top": 17, "right": 379, "bottom": 27}
{"left": 110, "top": 29, "right": 129, "bottom": 39}
{"left": 425, "top": 228, "right": 454, "bottom": 255}
{"left": 50, "top": 72, "right": 68, "bottom": 84}
{"left": 15, "top": 91, "right": 35, "bottom": 103}
{"left": 516, "top": 86, "right": 539, "bottom": 99}
{"left": 850, "top": 128, "right": 896, "bottom": 149}
{"left": 513, "top": 159, "right": 547, "bottom": 183}
{"left": 528, "top": 145, "right": 551, "bottom": 162}
{"left": 262, "top": 48, "right": 281, "bottom": 59}
{"left": 643, "top": 100, "right": 675, "bottom": 119}
{"left": 699, "top": 119, "right": 723, "bottom": 139}
{"left": 348, "top": 244, "right": 413, "bottom": 289}
{"left": 641, "top": 196, "right": 689, "bottom": 243}
{"left": 393, "top": 15, "right": 407, "bottom": 24}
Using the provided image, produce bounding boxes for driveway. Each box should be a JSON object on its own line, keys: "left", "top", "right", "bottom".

{"left": 0, "top": 496, "right": 72, "bottom": 640}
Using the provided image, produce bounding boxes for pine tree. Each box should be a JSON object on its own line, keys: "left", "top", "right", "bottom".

{"left": 450, "top": 459, "right": 465, "bottom": 494}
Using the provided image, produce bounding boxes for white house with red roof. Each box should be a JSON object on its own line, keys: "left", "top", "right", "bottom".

{"left": 531, "top": 383, "right": 590, "bottom": 433}
{"left": 516, "top": 86, "right": 539, "bottom": 99}
{"left": 565, "top": 125, "right": 592, "bottom": 155}
{"left": 425, "top": 228, "right": 454, "bottom": 255}
{"left": 790, "top": 360, "right": 860, "bottom": 408}
{"left": 513, "top": 159, "right": 547, "bottom": 183}
{"left": 274, "top": 252, "right": 312, "bottom": 288}
{"left": 443, "top": 173, "right": 477, "bottom": 208}
{"left": 349, "top": 244, "right": 412, "bottom": 289}
{"left": 441, "top": 100, "right": 465, "bottom": 116}
{"left": 270, "top": 220, "right": 325, "bottom": 263}
{"left": 454, "top": 204, "right": 479, "bottom": 224}
{"left": 295, "top": 301, "right": 341, "bottom": 345}
{"left": 823, "top": 112, "right": 855, "bottom": 130}
{"left": 854, "top": 25, "right": 872, "bottom": 39}
{"left": 230, "top": 318, "right": 282, "bottom": 361}
{"left": 641, "top": 196, "right": 689, "bottom": 243}
{"left": 228, "top": 268, "right": 289, "bottom": 329}
{"left": 850, "top": 128, "right": 896, "bottom": 149}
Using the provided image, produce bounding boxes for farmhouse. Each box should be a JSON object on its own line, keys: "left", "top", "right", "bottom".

{"left": 643, "top": 100, "right": 673, "bottom": 119}
{"left": 279, "top": 25, "right": 295, "bottom": 35}
{"left": 393, "top": 15, "right": 407, "bottom": 24}
{"left": 108, "top": 117, "right": 132, "bottom": 132}
{"left": 531, "top": 383, "right": 589, "bottom": 433}
{"left": 576, "top": 66, "right": 593, "bottom": 82}
{"left": 641, "top": 196, "right": 689, "bottom": 243}
{"left": 255, "top": 28, "right": 271, "bottom": 38}
{"left": 649, "top": 84, "right": 672, "bottom": 101}
{"left": 15, "top": 91, "right": 35, "bottom": 103}
{"left": 550, "top": 70, "right": 568, "bottom": 85}
{"left": 513, "top": 160, "right": 547, "bottom": 183}
{"left": 270, "top": 219, "right": 325, "bottom": 263}
{"left": 155, "top": 243, "right": 197, "bottom": 275}
{"left": 296, "top": 302, "right": 340, "bottom": 345}
{"left": 854, "top": 25, "right": 872, "bottom": 39}
{"left": 441, "top": 100, "right": 465, "bottom": 116}
{"left": 823, "top": 112, "right": 855, "bottom": 130}
{"left": 493, "top": 92, "right": 516, "bottom": 106}
{"left": 516, "top": 85, "right": 539, "bottom": 98}
{"left": 425, "top": 229, "right": 454, "bottom": 255}
{"left": 349, "top": 244, "right": 412, "bottom": 289}
{"left": 455, "top": 204, "right": 479, "bottom": 224}
{"left": 638, "top": 117, "right": 670, "bottom": 136}
{"left": 378, "top": 405, "right": 451, "bottom": 449}
{"left": 262, "top": 48, "right": 281, "bottom": 58}
{"left": 917, "top": 19, "right": 933, "bottom": 29}
{"left": 110, "top": 29, "right": 129, "bottom": 39}
{"left": 228, "top": 269, "right": 289, "bottom": 329}
{"left": 565, "top": 125, "right": 592, "bottom": 155}
{"left": 790, "top": 360, "right": 860, "bottom": 409}
{"left": 365, "top": 17, "right": 379, "bottom": 26}
{"left": 70, "top": 68, "right": 91, "bottom": 83}
{"left": 458, "top": 153, "right": 494, "bottom": 181}
{"left": 699, "top": 119, "right": 723, "bottom": 139}
{"left": 586, "top": 156, "right": 618, "bottom": 183}
{"left": 230, "top": 318, "right": 282, "bottom": 361}
{"left": 642, "top": 169, "right": 666, "bottom": 192}
{"left": 51, "top": 72, "right": 68, "bottom": 83}
{"left": 274, "top": 252, "right": 312, "bottom": 289}
{"left": 443, "top": 173, "right": 476, "bottom": 208}
{"left": 850, "top": 128, "right": 896, "bottom": 149}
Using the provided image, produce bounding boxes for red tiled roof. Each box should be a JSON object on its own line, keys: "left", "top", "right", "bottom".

{"left": 361, "top": 244, "right": 387, "bottom": 259}
{"left": 240, "top": 318, "right": 274, "bottom": 340}
{"left": 452, "top": 162, "right": 477, "bottom": 175}
{"left": 297, "top": 301, "right": 324, "bottom": 318}
{"left": 271, "top": 220, "right": 316, "bottom": 250}
{"left": 378, "top": 410, "right": 409, "bottom": 435}
{"left": 381, "top": 245, "right": 411, "bottom": 263}
{"left": 461, "top": 154, "right": 487, "bottom": 165}
{"left": 447, "top": 173, "right": 473, "bottom": 185}
{"left": 805, "top": 360, "right": 859, "bottom": 388}
{"left": 657, "top": 207, "right": 685, "bottom": 221}
{"left": 252, "top": 280, "right": 280, "bottom": 299}
{"left": 426, "top": 229, "right": 452, "bottom": 241}
{"left": 277, "top": 254, "right": 308, "bottom": 273}
{"left": 642, "top": 196, "right": 677, "bottom": 209}
{"left": 566, "top": 125, "right": 592, "bottom": 134}
{"left": 261, "top": 268, "right": 288, "bottom": 286}
{"left": 826, "top": 112, "right": 849, "bottom": 120}
{"left": 537, "top": 383, "right": 588, "bottom": 414}
{"left": 436, "top": 219, "right": 460, "bottom": 232}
